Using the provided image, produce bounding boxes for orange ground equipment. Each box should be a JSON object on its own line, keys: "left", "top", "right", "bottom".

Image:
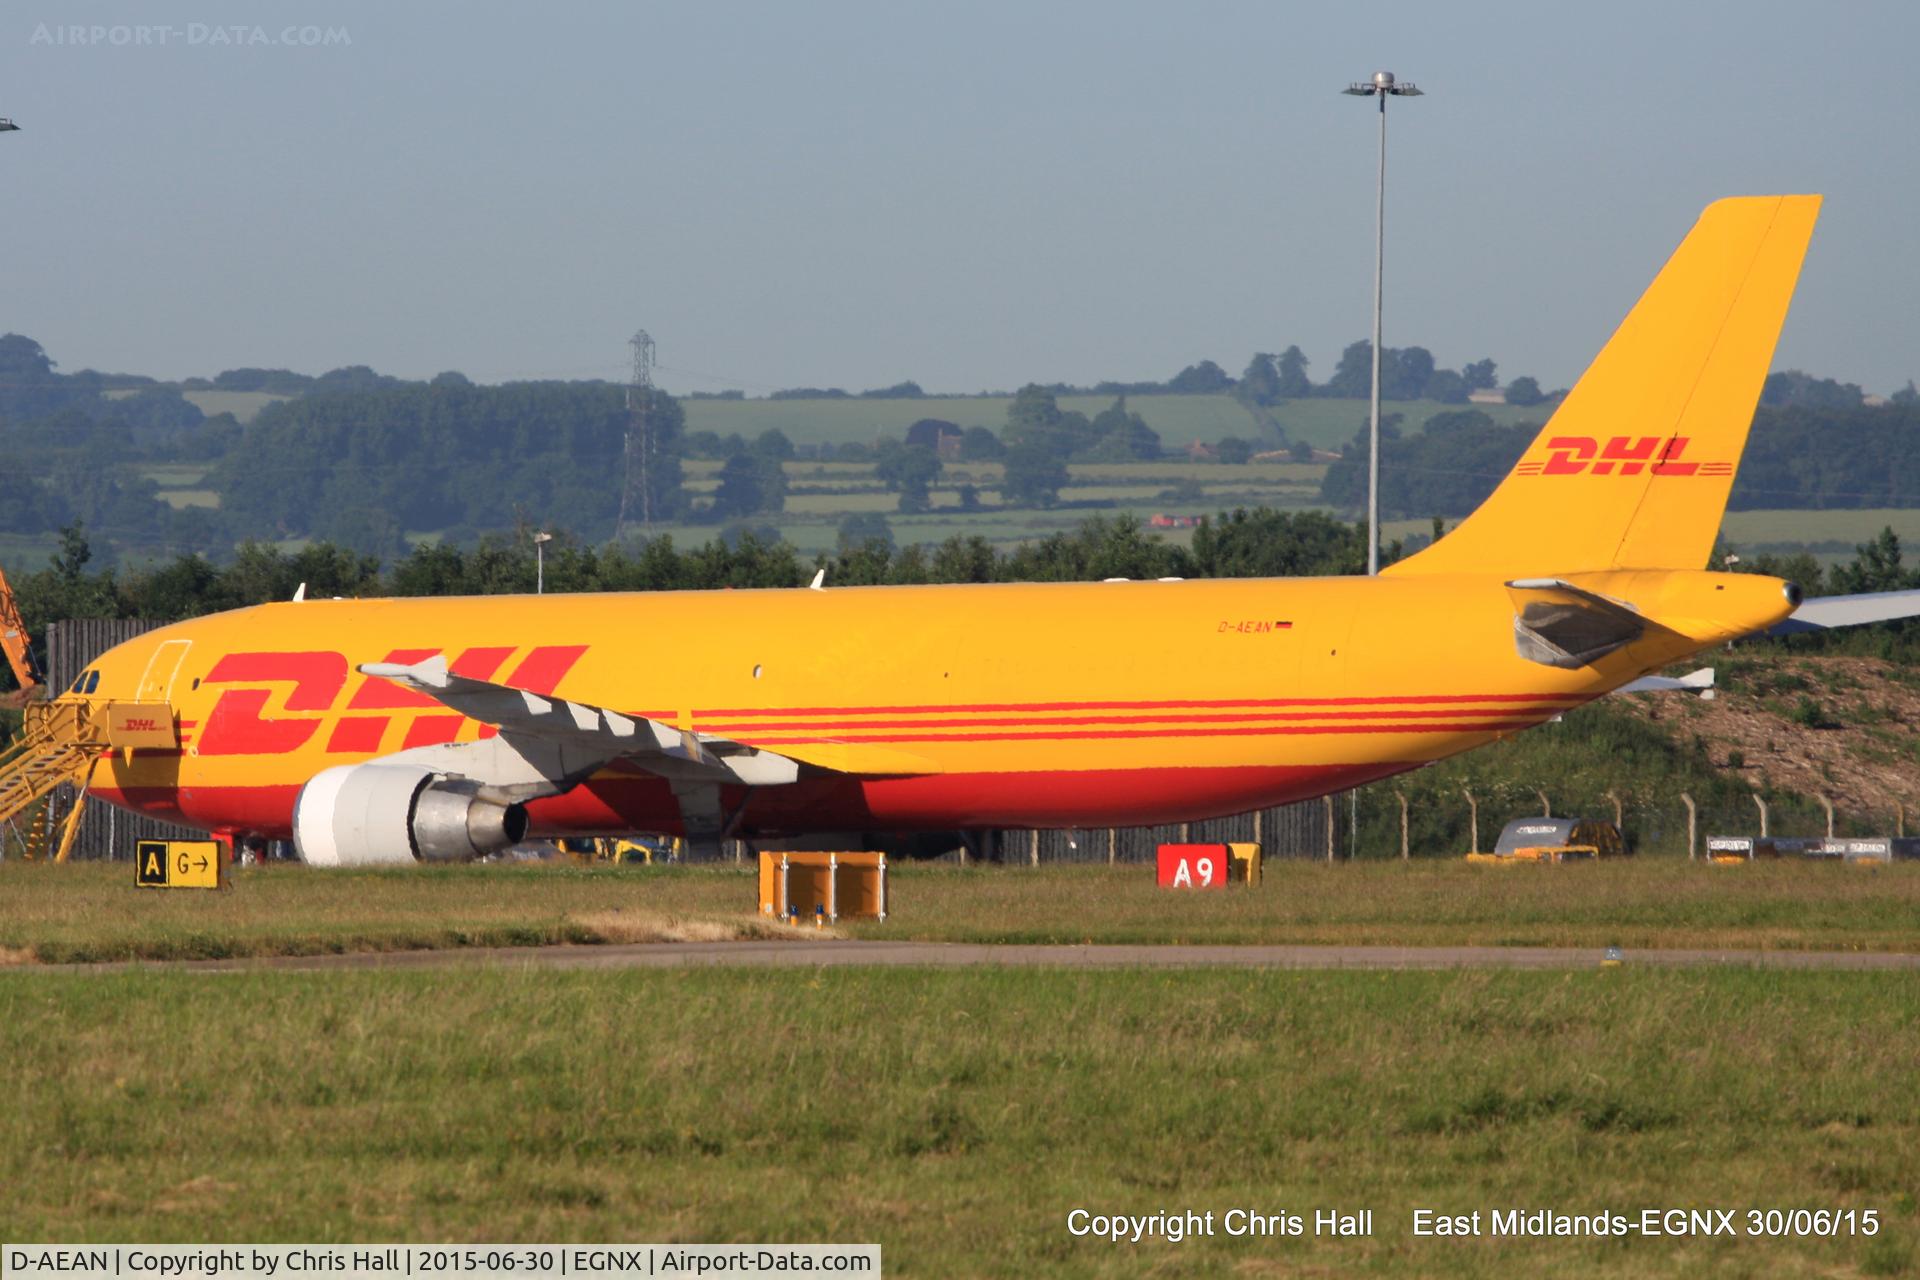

{"left": 0, "top": 565, "right": 44, "bottom": 707}
{"left": 758, "top": 850, "right": 888, "bottom": 923}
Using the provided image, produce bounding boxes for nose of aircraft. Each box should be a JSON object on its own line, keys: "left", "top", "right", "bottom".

{"left": 59, "top": 623, "right": 199, "bottom": 707}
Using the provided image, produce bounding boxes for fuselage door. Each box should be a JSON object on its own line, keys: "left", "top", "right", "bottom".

{"left": 135, "top": 639, "right": 193, "bottom": 704}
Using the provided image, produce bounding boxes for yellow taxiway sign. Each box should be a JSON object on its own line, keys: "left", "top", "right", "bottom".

{"left": 135, "top": 838, "right": 224, "bottom": 889}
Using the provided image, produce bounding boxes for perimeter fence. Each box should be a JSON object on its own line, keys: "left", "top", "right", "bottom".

{"left": 945, "top": 777, "right": 1908, "bottom": 866}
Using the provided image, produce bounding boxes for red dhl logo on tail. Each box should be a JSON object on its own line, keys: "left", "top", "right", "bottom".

{"left": 195, "top": 644, "right": 587, "bottom": 756}
{"left": 1512, "top": 436, "right": 1733, "bottom": 479}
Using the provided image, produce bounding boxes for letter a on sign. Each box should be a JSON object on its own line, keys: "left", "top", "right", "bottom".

{"left": 135, "top": 838, "right": 223, "bottom": 889}
{"left": 136, "top": 840, "right": 168, "bottom": 887}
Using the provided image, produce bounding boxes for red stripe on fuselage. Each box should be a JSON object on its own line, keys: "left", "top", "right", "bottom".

{"left": 697, "top": 707, "right": 1570, "bottom": 732}
{"left": 745, "top": 720, "right": 1543, "bottom": 745}
{"left": 674, "top": 692, "right": 1574, "bottom": 718}
{"left": 93, "top": 760, "right": 1422, "bottom": 839}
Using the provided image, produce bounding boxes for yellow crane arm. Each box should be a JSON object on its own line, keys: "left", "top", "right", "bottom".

{"left": 0, "top": 565, "right": 44, "bottom": 699}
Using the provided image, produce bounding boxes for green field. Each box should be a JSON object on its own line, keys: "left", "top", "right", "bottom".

{"left": 616, "top": 457, "right": 1338, "bottom": 554}
{"left": 7, "top": 501, "right": 1920, "bottom": 575}
{"left": 37, "top": 388, "right": 1920, "bottom": 567}
{"left": 136, "top": 464, "right": 221, "bottom": 511}
{"left": 4, "top": 861, "right": 1918, "bottom": 1274}
{"left": 0, "top": 531, "right": 59, "bottom": 576}
{"left": 1, "top": 964, "right": 1913, "bottom": 1277}
{"left": 683, "top": 393, "right": 1553, "bottom": 452}
{"left": 685, "top": 393, "right": 1263, "bottom": 450}
{"left": 1262, "top": 396, "right": 1552, "bottom": 450}
{"left": 180, "top": 389, "right": 288, "bottom": 422}
{"left": 1718, "top": 508, "right": 1920, "bottom": 561}
{"left": 154, "top": 488, "right": 219, "bottom": 510}
{"left": 102, "top": 388, "right": 287, "bottom": 422}
{"left": 5, "top": 860, "right": 1919, "bottom": 965}
{"left": 1380, "top": 507, "right": 1920, "bottom": 567}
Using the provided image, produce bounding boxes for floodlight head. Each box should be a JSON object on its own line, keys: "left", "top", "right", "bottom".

{"left": 0, "top": 119, "right": 18, "bottom": 132}
{"left": 1343, "top": 73, "right": 1422, "bottom": 98}
{"left": 533, "top": 531, "right": 554, "bottom": 545}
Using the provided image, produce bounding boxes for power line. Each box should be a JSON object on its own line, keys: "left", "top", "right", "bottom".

{"left": 616, "top": 330, "right": 656, "bottom": 541}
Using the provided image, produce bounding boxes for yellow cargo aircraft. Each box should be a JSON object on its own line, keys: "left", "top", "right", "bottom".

{"left": 51, "top": 196, "right": 1912, "bottom": 863}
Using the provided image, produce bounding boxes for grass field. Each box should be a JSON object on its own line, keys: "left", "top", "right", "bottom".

{"left": 5, "top": 860, "right": 1919, "bottom": 965}
{"left": 180, "top": 389, "right": 288, "bottom": 422}
{"left": 1263, "top": 397, "right": 1552, "bottom": 450}
{"left": 0, "top": 531, "right": 59, "bottom": 576}
{"left": 102, "top": 388, "right": 288, "bottom": 422}
{"left": 5, "top": 501, "right": 1918, "bottom": 576}
{"left": 685, "top": 394, "right": 1264, "bottom": 450}
{"left": 1718, "top": 508, "right": 1920, "bottom": 561}
{"left": 1380, "top": 507, "right": 1920, "bottom": 567}
{"left": 153, "top": 488, "right": 219, "bottom": 510}
{"left": 0, "top": 964, "right": 1913, "bottom": 1277}
{"left": 683, "top": 395, "right": 1551, "bottom": 454}
{"left": 0, "top": 861, "right": 807, "bottom": 964}
{"left": 683, "top": 393, "right": 1554, "bottom": 452}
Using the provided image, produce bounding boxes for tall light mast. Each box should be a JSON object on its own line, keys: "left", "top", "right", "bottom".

{"left": 1342, "top": 71, "right": 1422, "bottom": 574}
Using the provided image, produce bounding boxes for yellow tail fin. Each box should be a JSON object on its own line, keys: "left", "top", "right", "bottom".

{"left": 1386, "top": 195, "right": 1821, "bottom": 577}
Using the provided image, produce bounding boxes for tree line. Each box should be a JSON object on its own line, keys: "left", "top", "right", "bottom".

{"left": 1319, "top": 402, "right": 1920, "bottom": 520}
{"left": 6, "top": 510, "right": 1371, "bottom": 651}
{"left": 5, "top": 325, "right": 1917, "bottom": 569}
{"left": 8, "top": 510, "right": 1916, "bottom": 708}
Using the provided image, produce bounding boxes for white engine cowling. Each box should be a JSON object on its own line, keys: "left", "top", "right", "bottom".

{"left": 292, "top": 763, "right": 530, "bottom": 867}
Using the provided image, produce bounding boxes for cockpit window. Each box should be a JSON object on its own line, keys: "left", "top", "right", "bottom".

{"left": 70, "top": 672, "right": 88, "bottom": 693}
{"left": 85, "top": 670, "right": 101, "bottom": 694}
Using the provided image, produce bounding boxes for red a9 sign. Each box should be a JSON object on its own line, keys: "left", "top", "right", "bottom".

{"left": 1156, "top": 844, "right": 1228, "bottom": 890}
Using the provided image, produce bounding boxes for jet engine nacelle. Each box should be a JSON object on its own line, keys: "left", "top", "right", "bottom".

{"left": 292, "top": 763, "right": 529, "bottom": 867}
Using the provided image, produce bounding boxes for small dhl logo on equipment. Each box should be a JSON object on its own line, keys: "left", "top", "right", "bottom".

{"left": 1512, "top": 435, "right": 1733, "bottom": 479}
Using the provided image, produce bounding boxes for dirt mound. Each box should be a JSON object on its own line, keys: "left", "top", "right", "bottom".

{"left": 1624, "top": 655, "right": 1920, "bottom": 820}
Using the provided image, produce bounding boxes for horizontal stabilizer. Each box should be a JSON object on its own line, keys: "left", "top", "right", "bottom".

{"left": 1614, "top": 667, "right": 1715, "bottom": 696}
{"left": 1767, "top": 589, "right": 1920, "bottom": 635}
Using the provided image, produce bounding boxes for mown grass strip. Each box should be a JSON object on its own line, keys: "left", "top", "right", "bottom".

{"left": 0, "top": 966, "right": 1913, "bottom": 1277}
{"left": 2, "top": 860, "right": 1918, "bottom": 965}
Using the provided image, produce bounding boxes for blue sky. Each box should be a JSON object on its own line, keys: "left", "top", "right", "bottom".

{"left": 4, "top": 0, "right": 1916, "bottom": 396}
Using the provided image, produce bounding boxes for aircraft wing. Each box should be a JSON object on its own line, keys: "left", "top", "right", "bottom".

{"left": 359, "top": 654, "right": 802, "bottom": 788}
{"left": 1765, "top": 589, "right": 1920, "bottom": 635}
{"left": 354, "top": 653, "right": 943, "bottom": 856}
